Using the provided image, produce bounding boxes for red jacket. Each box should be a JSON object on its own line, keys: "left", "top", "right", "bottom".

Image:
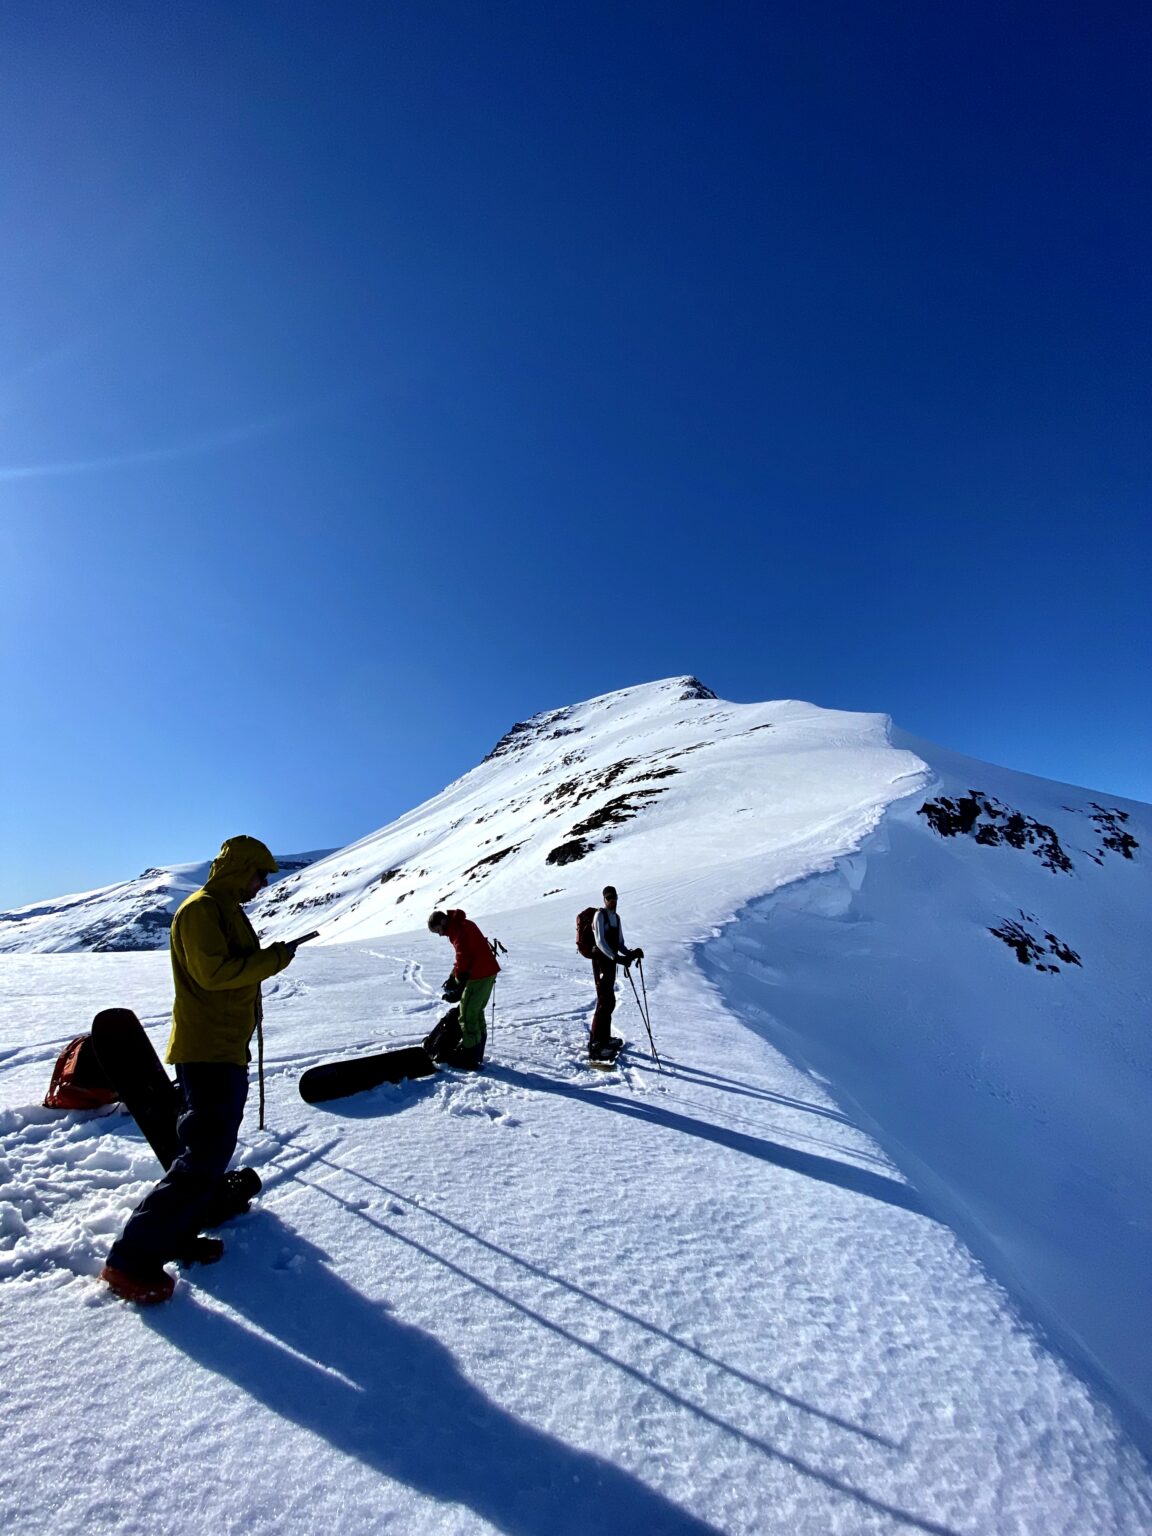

{"left": 443, "top": 910, "right": 500, "bottom": 982}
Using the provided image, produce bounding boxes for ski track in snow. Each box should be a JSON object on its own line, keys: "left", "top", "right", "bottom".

{"left": 1, "top": 682, "right": 1150, "bottom": 1534}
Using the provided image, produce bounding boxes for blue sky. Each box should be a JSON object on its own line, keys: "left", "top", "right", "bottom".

{"left": 1, "top": 1, "right": 1149, "bottom": 910}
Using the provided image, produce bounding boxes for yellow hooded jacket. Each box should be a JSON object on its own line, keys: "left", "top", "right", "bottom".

{"left": 166, "top": 836, "right": 293, "bottom": 1066}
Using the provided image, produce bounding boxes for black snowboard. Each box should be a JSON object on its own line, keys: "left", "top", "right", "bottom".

{"left": 299, "top": 1046, "right": 438, "bottom": 1104}
{"left": 90, "top": 1008, "right": 261, "bottom": 1224}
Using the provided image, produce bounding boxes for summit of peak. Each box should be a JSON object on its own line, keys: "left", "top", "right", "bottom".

{"left": 483, "top": 677, "right": 719, "bottom": 763}
{"left": 671, "top": 675, "right": 717, "bottom": 701}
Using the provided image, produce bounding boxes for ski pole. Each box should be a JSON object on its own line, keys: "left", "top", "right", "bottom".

{"left": 488, "top": 937, "right": 507, "bottom": 1046}
{"left": 627, "top": 963, "right": 662, "bottom": 1070}
{"left": 638, "top": 956, "right": 652, "bottom": 1033}
{"left": 256, "top": 1011, "right": 266, "bottom": 1130}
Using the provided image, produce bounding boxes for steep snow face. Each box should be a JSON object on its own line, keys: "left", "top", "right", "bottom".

{"left": 251, "top": 676, "right": 928, "bottom": 945}
{"left": 701, "top": 735, "right": 1152, "bottom": 1451}
{"left": 0, "top": 852, "right": 332, "bottom": 955}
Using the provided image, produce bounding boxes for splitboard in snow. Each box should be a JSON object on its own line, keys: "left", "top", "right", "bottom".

{"left": 587, "top": 1040, "right": 625, "bottom": 1070}
{"left": 299, "top": 1046, "right": 438, "bottom": 1104}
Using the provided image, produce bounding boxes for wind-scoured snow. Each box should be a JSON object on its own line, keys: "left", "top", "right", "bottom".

{"left": 1, "top": 678, "right": 1149, "bottom": 1534}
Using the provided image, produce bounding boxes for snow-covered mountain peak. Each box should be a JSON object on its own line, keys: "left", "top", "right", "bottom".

{"left": 252, "top": 678, "right": 924, "bottom": 945}
{"left": 482, "top": 675, "right": 717, "bottom": 765}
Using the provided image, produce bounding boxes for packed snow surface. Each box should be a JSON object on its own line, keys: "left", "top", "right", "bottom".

{"left": 2, "top": 679, "right": 1149, "bottom": 1534}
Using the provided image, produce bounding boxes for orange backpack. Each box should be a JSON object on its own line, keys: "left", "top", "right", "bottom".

{"left": 43, "top": 1034, "right": 120, "bottom": 1110}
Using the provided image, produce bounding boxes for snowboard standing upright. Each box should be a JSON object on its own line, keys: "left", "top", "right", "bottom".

{"left": 90, "top": 1008, "right": 260, "bottom": 1224}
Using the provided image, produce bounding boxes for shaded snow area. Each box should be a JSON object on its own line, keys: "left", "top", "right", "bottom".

{"left": 1, "top": 681, "right": 1149, "bottom": 1534}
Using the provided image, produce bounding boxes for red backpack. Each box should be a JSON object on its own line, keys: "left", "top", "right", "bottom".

{"left": 576, "top": 907, "right": 597, "bottom": 958}
{"left": 43, "top": 1034, "right": 120, "bottom": 1111}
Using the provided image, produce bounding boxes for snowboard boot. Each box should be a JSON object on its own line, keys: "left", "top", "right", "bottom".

{"left": 174, "top": 1235, "right": 225, "bottom": 1266}
{"left": 201, "top": 1167, "right": 262, "bottom": 1228}
{"left": 445, "top": 1040, "right": 485, "bottom": 1071}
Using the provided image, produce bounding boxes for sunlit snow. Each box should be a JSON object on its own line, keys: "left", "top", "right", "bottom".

{"left": 2, "top": 678, "right": 1149, "bottom": 1534}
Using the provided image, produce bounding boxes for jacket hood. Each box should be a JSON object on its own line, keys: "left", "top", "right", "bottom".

{"left": 205, "top": 836, "right": 279, "bottom": 895}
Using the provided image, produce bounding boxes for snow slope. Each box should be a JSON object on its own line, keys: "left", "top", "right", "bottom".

{"left": 1, "top": 678, "right": 1149, "bottom": 1534}
{"left": 701, "top": 735, "right": 1152, "bottom": 1454}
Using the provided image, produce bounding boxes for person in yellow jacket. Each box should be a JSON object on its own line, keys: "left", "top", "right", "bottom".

{"left": 102, "top": 836, "right": 302, "bottom": 1304}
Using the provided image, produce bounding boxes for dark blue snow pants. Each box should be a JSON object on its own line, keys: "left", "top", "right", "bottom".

{"left": 107, "top": 1063, "right": 248, "bottom": 1272}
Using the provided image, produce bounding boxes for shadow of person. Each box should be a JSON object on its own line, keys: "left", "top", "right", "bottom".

{"left": 145, "top": 1209, "right": 724, "bottom": 1536}
{"left": 485, "top": 1064, "right": 933, "bottom": 1220}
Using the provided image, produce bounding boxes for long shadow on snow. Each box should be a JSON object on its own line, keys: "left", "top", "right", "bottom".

{"left": 145, "top": 1209, "right": 723, "bottom": 1536}
{"left": 288, "top": 1169, "right": 959, "bottom": 1535}
{"left": 657, "top": 1054, "right": 858, "bottom": 1127}
{"left": 306, "top": 1147, "right": 902, "bottom": 1451}
{"left": 486, "top": 1065, "right": 932, "bottom": 1221}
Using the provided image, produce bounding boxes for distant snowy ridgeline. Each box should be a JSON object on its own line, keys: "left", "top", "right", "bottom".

{"left": 0, "top": 854, "right": 330, "bottom": 955}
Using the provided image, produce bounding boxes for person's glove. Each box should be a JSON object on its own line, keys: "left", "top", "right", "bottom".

{"left": 442, "top": 977, "right": 464, "bottom": 1003}
{"left": 632, "top": 947, "right": 644, "bottom": 962}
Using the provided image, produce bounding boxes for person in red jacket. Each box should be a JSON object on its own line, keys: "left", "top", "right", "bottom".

{"left": 426, "top": 909, "right": 500, "bottom": 1068}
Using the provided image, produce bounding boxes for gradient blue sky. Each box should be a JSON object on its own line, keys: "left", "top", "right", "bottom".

{"left": 2, "top": 1, "right": 1149, "bottom": 909}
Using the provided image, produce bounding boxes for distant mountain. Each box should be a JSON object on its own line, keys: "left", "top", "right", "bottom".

{"left": 0, "top": 850, "right": 332, "bottom": 954}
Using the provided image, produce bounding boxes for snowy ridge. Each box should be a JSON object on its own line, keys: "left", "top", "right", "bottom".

{"left": 702, "top": 731, "right": 1152, "bottom": 1458}
{"left": 0, "top": 851, "right": 332, "bottom": 955}
{"left": 249, "top": 676, "right": 927, "bottom": 947}
{"left": 2, "top": 677, "right": 1150, "bottom": 1534}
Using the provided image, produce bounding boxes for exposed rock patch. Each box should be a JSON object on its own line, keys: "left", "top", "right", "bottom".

{"left": 675, "top": 677, "right": 717, "bottom": 701}
{"left": 989, "top": 912, "right": 1082, "bottom": 973}
{"left": 546, "top": 839, "right": 592, "bottom": 867}
{"left": 920, "top": 792, "right": 1073, "bottom": 873}
{"left": 463, "top": 844, "right": 523, "bottom": 880}
{"left": 1077, "top": 804, "right": 1140, "bottom": 864}
{"left": 568, "top": 788, "right": 668, "bottom": 837}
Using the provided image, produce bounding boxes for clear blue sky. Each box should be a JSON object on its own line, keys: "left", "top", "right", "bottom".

{"left": 2, "top": 1, "right": 1149, "bottom": 910}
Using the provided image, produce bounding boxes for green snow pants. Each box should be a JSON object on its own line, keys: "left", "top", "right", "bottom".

{"left": 459, "top": 975, "right": 496, "bottom": 1047}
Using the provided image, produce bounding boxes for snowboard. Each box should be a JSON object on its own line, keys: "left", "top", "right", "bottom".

{"left": 90, "top": 1008, "right": 261, "bottom": 1224}
{"left": 587, "top": 1039, "right": 625, "bottom": 1070}
{"left": 299, "top": 1045, "right": 438, "bottom": 1104}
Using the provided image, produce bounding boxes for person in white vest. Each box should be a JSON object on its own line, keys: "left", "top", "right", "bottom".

{"left": 589, "top": 885, "right": 643, "bottom": 1061}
